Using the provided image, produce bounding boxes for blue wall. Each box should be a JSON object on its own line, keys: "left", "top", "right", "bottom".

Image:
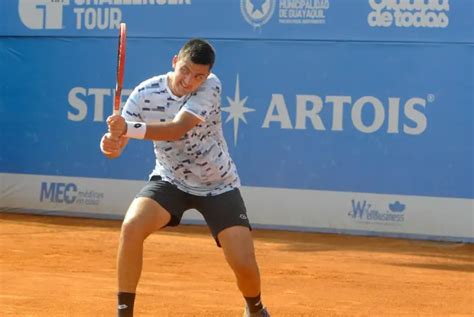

{"left": 1, "top": 0, "right": 473, "bottom": 200}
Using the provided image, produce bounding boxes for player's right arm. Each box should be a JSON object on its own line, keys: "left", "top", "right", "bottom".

{"left": 101, "top": 81, "right": 143, "bottom": 159}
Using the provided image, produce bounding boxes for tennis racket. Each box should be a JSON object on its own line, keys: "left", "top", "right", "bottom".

{"left": 113, "top": 22, "right": 127, "bottom": 115}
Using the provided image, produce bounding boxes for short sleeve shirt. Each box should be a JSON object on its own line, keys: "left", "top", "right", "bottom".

{"left": 122, "top": 73, "right": 240, "bottom": 196}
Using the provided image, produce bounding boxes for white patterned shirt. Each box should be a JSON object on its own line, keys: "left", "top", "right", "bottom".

{"left": 122, "top": 72, "right": 240, "bottom": 196}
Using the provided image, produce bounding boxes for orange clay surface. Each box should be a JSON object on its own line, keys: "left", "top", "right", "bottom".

{"left": 1, "top": 213, "right": 473, "bottom": 317}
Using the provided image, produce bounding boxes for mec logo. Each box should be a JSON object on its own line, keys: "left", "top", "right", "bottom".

{"left": 40, "top": 182, "right": 77, "bottom": 204}
{"left": 19, "top": 0, "right": 70, "bottom": 30}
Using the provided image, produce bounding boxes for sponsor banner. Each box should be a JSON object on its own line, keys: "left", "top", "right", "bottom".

{"left": 240, "top": 186, "right": 474, "bottom": 242}
{"left": 1, "top": 0, "right": 473, "bottom": 43}
{"left": 1, "top": 38, "right": 472, "bottom": 199}
{"left": 0, "top": 173, "right": 140, "bottom": 215}
{"left": 1, "top": 173, "right": 472, "bottom": 241}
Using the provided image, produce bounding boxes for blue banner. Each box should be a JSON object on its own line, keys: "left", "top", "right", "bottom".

{"left": 1, "top": 37, "right": 472, "bottom": 199}
{"left": 1, "top": 0, "right": 473, "bottom": 43}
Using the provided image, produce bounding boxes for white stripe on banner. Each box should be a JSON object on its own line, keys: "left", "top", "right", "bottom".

{"left": 1, "top": 173, "right": 472, "bottom": 242}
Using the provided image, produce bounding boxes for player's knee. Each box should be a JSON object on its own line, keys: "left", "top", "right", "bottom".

{"left": 120, "top": 218, "right": 147, "bottom": 242}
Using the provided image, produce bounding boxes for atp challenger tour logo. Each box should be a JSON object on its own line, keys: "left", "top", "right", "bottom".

{"left": 19, "top": 0, "right": 70, "bottom": 30}
{"left": 18, "top": 0, "right": 191, "bottom": 30}
{"left": 368, "top": 0, "right": 449, "bottom": 28}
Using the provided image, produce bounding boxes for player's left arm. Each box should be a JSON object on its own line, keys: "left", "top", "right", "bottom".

{"left": 107, "top": 110, "right": 203, "bottom": 141}
{"left": 108, "top": 75, "right": 219, "bottom": 141}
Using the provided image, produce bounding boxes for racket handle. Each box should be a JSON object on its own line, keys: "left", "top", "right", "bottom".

{"left": 113, "top": 86, "right": 121, "bottom": 115}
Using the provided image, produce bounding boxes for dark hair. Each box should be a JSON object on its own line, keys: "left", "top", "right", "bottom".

{"left": 178, "top": 38, "right": 216, "bottom": 69}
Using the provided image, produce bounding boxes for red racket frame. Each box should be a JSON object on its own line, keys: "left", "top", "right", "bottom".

{"left": 114, "top": 23, "right": 127, "bottom": 115}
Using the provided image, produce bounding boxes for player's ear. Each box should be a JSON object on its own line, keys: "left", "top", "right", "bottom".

{"left": 172, "top": 55, "right": 178, "bottom": 69}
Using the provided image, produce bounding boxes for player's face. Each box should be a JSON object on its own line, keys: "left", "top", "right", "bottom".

{"left": 170, "top": 55, "right": 210, "bottom": 97}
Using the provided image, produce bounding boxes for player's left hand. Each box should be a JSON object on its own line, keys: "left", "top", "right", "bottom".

{"left": 107, "top": 115, "right": 126, "bottom": 138}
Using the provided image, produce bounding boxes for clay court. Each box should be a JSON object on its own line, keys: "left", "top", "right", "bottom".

{"left": 1, "top": 213, "right": 473, "bottom": 316}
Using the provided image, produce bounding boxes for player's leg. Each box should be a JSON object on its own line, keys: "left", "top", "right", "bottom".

{"left": 195, "top": 188, "right": 270, "bottom": 316}
{"left": 117, "top": 176, "right": 189, "bottom": 317}
{"left": 117, "top": 197, "right": 171, "bottom": 292}
{"left": 218, "top": 227, "right": 270, "bottom": 316}
{"left": 117, "top": 197, "right": 171, "bottom": 317}
{"left": 218, "top": 226, "right": 260, "bottom": 297}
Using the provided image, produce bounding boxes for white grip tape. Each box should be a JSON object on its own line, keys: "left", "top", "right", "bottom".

{"left": 125, "top": 121, "right": 147, "bottom": 139}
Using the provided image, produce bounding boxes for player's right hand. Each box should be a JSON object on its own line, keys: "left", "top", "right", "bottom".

{"left": 100, "top": 133, "right": 126, "bottom": 158}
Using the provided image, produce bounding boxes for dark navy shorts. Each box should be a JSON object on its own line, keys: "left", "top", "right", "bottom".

{"left": 136, "top": 176, "right": 251, "bottom": 246}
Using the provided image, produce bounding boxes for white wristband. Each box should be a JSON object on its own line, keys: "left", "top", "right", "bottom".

{"left": 125, "top": 121, "right": 147, "bottom": 139}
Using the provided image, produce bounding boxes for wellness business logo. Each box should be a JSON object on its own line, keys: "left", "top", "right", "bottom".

{"left": 348, "top": 199, "right": 406, "bottom": 224}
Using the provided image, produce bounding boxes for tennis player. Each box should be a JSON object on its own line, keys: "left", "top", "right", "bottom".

{"left": 100, "top": 38, "right": 270, "bottom": 317}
